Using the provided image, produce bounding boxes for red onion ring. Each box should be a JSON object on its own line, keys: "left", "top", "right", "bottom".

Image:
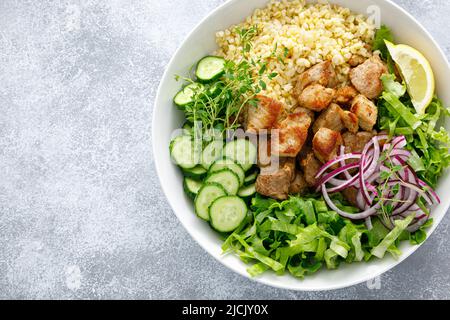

{"left": 315, "top": 135, "right": 439, "bottom": 226}
{"left": 322, "top": 184, "right": 380, "bottom": 220}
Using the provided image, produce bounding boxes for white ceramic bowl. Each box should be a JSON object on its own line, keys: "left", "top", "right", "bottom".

{"left": 153, "top": 0, "right": 450, "bottom": 291}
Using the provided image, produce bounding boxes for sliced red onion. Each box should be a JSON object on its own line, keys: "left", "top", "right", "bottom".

{"left": 326, "top": 177, "right": 359, "bottom": 193}
{"left": 397, "top": 181, "right": 433, "bottom": 206}
{"left": 418, "top": 179, "right": 441, "bottom": 204}
{"left": 316, "top": 135, "right": 439, "bottom": 225}
{"left": 367, "top": 171, "right": 381, "bottom": 184}
{"left": 360, "top": 138, "right": 380, "bottom": 205}
{"left": 315, "top": 162, "right": 359, "bottom": 189}
{"left": 391, "top": 135, "right": 407, "bottom": 149}
{"left": 407, "top": 215, "right": 429, "bottom": 233}
{"left": 390, "top": 149, "right": 411, "bottom": 159}
{"left": 322, "top": 185, "right": 380, "bottom": 220}
{"left": 315, "top": 153, "right": 362, "bottom": 179}
{"left": 356, "top": 190, "right": 365, "bottom": 210}
{"left": 392, "top": 191, "right": 417, "bottom": 215}
{"left": 365, "top": 183, "right": 378, "bottom": 196}
{"left": 339, "top": 146, "right": 352, "bottom": 180}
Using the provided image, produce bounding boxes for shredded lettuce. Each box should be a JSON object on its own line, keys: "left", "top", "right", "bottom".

{"left": 376, "top": 30, "right": 449, "bottom": 186}
{"left": 373, "top": 25, "right": 394, "bottom": 61}
{"left": 409, "top": 218, "right": 433, "bottom": 245}
{"left": 380, "top": 74, "right": 406, "bottom": 98}
{"left": 378, "top": 74, "right": 450, "bottom": 187}
{"left": 339, "top": 223, "right": 365, "bottom": 262}
{"left": 381, "top": 91, "right": 421, "bottom": 129}
{"left": 371, "top": 215, "right": 415, "bottom": 259}
{"left": 223, "top": 194, "right": 415, "bottom": 278}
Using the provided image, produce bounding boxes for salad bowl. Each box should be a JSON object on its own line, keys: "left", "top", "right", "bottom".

{"left": 152, "top": 0, "right": 450, "bottom": 291}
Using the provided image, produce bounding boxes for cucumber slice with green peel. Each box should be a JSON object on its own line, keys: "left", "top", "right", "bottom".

{"left": 183, "top": 177, "right": 202, "bottom": 199}
{"left": 201, "top": 140, "right": 224, "bottom": 170}
{"left": 209, "top": 196, "right": 248, "bottom": 233}
{"left": 223, "top": 139, "right": 257, "bottom": 171}
{"left": 209, "top": 158, "right": 245, "bottom": 186}
{"left": 237, "top": 183, "right": 256, "bottom": 199}
{"left": 195, "top": 56, "right": 226, "bottom": 83}
{"left": 205, "top": 169, "right": 240, "bottom": 195}
{"left": 243, "top": 171, "right": 258, "bottom": 186}
{"left": 170, "top": 135, "right": 200, "bottom": 169}
{"left": 173, "top": 83, "right": 204, "bottom": 107}
{"left": 194, "top": 183, "right": 227, "bottom": 221}
{"left": 183, "top": 165, "right": 207, "bottom": 179}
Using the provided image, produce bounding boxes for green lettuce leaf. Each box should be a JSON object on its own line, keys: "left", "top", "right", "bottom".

{"left": 371, "top": 214, "right": 415, "bottom": 259}
{"left": 373, "top": 25, "right": 394, "bottom": 60}
{"left": 381, "top": 74, "right": 406, "bottom": 98}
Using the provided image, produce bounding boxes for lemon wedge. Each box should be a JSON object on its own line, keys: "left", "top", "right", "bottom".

{"left": 385, "top": 40, "right": 435, "bottom": 115}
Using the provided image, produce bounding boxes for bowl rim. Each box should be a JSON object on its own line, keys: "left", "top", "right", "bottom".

{"left": 152, "top": 0, "right": 450, "bottom": 291}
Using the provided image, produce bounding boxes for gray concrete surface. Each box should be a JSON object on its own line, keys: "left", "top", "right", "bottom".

{"left": 0, "top": 0, "right": 449, "bottom": 300}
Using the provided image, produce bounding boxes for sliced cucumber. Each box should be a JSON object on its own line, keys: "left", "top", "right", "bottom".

{"left": 223, "top": 139, "right": 257, "bottom": 171}
{"left": 173, "top": 83, "right": 204, "bottom": 107}
{"left": 237, "top": 183, "right": 256, "bottom": 199}
{"left": 183, "top": 165, "right": 207, "bottom": 179}
{"left": 209, "top": 196, "right": 248, "bottom": 233}
{"left": 209, "top": 158, "right": 245, "bottom": 186}
{"left": 201, "top": 140, "right": 224, "bottom": 170}
{"left": 194, "top": 183, "right": 227, "bottom": 221}
{"left": 243, "top": 171, "right": 258, "bottom": 186}
{"left": 183, "top": 177, "right": 202, "bottom": 199}
{"left": 205, "top": 169, "right": 240, "bottom": 195}
{"left": 195, "top": 56, "right": 226, "bottom": 83}
{"left": 170, "top": 135, "right": 200, "bottom": 169}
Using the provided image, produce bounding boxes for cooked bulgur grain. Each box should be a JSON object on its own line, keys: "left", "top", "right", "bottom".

{"left": 215, "top": 0, "right": 376, "bottom": 109}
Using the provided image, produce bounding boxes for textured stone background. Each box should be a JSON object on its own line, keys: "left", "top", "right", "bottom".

{"left": 0, "top": 0, "right": 449, "bottom": 299}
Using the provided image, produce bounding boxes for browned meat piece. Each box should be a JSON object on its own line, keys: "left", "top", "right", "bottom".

{"left": 293, "top": 60, "right": 338, "bottom": 97}
{"left": 313, "top": 103, "right": 345, "bottom": 133}
{"left": 349, "top": 55, "right": 388, "bottom": 99}
{"left": 289, "top": 171, "right": 309, "bottom": 195}
{"left": 297, "top": 144, "right": 312, "bottom": 164}
{"left": 312, "top": 128, "right": 343, "bottom": 163}
{"left": 256, "top": 171, "right": 290, "bottom": 200}
{"left": 245, "top": 95, "right": 283, "bottom": 134}
{"left": 348, "top": 54, "right": 366, "bottom": 67}
{"left": 342, "top": 187, "right": 359, "bottom": 207}
{"left": 342, "top": 131, "right": 376, "bottom": 153}
{"left": 300, "top": 152, "right": 321, "bottom": 187}
{"left": 255, "top": 157, "right": 296, "bottom": 200}
{"left": 339, "top": 110, "right": 359, "bottom": 133}
{"left": 334, "top": 86, "right": 359, "bottom": 105}
{"left": 298, "top": 84, "right": 335, "bottom": 112}
{"left": 272, "top": 111, "right": 311, "bottom": 157}
{"left": 293, "top": 106, "right": 315, "bottom": 123}
{"left": 350, "top": 95, "right": 378, "bottom": 131}
{"left": 280, "top": 157, "right": 296, "bottom": 181}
